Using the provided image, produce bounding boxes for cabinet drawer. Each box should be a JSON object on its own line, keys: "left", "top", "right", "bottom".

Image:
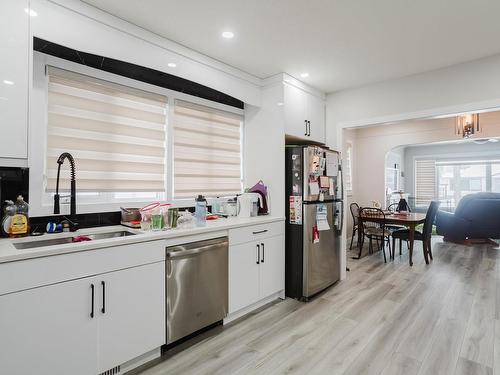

{"left": 0, "top": 240, "right": 165, "bottom": 296}
{"left": 229, "top": 221, "right": 284, "bottom": 246}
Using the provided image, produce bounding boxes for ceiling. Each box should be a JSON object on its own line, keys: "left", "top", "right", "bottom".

{"left": 82, "top": 0, "right": 500, "bottom": 93}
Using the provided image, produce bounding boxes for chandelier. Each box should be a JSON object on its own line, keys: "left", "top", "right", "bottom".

{"left": 455, "top": 113, "right": 480, "bottom": 138}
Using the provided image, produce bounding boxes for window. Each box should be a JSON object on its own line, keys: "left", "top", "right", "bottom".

{"left": 172, "top": 100, "right": 243, "bottom": 199}
{"left": 436, "top": 160, "right": 500, "bottom": 208}
{"left": 415, "top": 159, "right": 436, "bottom": 206}
{"left": 415, "top": 158, "right": 500, "bottom": 209}
{"left": 46, "top": 67, "right": 167, "bottom": 194}
{"left": 31, "top": 52, "right": 245, "bottom": 215}
{"left": 344, "top": 142, "right": 353, "bottom": 194}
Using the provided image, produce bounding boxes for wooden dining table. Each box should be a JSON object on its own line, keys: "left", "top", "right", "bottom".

{"left": 356, "top": 212, "right": 427, "bottom": 266}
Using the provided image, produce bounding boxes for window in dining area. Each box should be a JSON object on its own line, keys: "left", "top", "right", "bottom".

{"left": 415, "top": 158, "right": 500, "bottom": 209}
{"left": 436, "top": 160, "right": 499, "bottom": 207}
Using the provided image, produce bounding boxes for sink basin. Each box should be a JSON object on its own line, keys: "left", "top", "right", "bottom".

{"left": 13, "top": 230, "right": 136, "bottom": 250}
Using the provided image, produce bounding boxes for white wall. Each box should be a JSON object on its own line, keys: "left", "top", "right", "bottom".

{"left": 31, "top": 0, "right": 262, "bottom": 106}
{"left": 326, "top": 53, "right": 500, "bottom": 130}
{"left": 351, "top": 112, "right": 500, "bottom": 208}
{"left": 244, "top": 83, "right": 285, "bottom": 217}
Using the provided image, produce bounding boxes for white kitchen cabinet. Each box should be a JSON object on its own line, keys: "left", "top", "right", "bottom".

{"left": 0, "top": 276, "right": 99, "bottom": 375}
{"left": 228, "top": 225, "right": 285, "bottom": 315}
{"left": 98, "top": 262, "right": 165, "bottom": 373}
{"left": 0, "top": 0, "right": 29, "bottom": 159}
{"left": 307, "top": 93, "right": 326, "bottom": 143}
{"left": 229, "top": 241, "right": 261, "bottom": 313}
{"left": 0, "top": 261, "right": 165, "bottom": 375}
{"left": 259, "top": 235, "right": 285, "bottom": 298}
{"left": 284, "top": 82, "right": 309, "bottom": 139}
{"left": 283, "top": 82, "right": 325, "bottom": 144}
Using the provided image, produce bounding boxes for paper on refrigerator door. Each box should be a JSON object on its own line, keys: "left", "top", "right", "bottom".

{"left": 316, "top": 204, "right": 331, "bottom": 231}
{"left": 326, "top": 153, "right": 339, "bottom": 177}
{"left": 329, "top": 178, "right": 335, "bottom": 195}
{"left": 289, "top": 196, "right": 302, "bottom": 225}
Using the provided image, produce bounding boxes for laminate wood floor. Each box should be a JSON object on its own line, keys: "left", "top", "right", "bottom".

{"left": 131, "top": 238, "right": 500, "bottom": 375}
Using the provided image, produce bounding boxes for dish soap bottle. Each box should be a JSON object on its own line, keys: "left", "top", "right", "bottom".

{"left": 10, "top": 195, "right": 29, "bottom": 237}
{"left": 195, "top": 195, "right": 207, "bottom": 227}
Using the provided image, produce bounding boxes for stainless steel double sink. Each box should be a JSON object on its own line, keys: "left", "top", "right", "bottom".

{"left": 13, "top": 230, "right": 136, "bottom": 250}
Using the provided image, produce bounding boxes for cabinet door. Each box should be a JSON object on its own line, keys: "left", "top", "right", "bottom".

{"left": 259, "top": 235, "right": 285, "bottom": 298}
{"left": 0, "top": 277, "right": 98, "bottom": 375}
{"left": 284, "top": 82, "right": 308, "bottom": 139}
{"left": 229, "top": 242, "right": 260, "bottom": 313}
{"left": 97, "top": 262, "right": 165, "bottom": 373}
{"left": 0, "top": 0, "right": 29, "bottom": 159}
{"left": 307, "top": 94, "right": 326, "bottom": 143}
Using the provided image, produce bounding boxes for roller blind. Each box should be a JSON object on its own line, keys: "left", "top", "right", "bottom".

{"left": 344, "top": 143, "right": 353, "bottom": 192}
{"left": 173, "top": 100, "right": 243, "bottom": 199}
{"left": 46, "top": 67, "right": 167, "bottom": 192}
{"left": 415, "top": 159, "right": 436, "bottom": 206}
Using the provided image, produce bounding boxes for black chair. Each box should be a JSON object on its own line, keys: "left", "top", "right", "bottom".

{"left": 359, "top": 207, "right": 392, "bottom": 263}
{"left": 386, "top": 203, "right": 409, "bottom": 253}
{"left": 391, "top": 201, "right": 441, "bottom": 261}
{"left": 349, "top": 203, "right": 360, "bottom": 250}
{"left": 387, "top": 203, "right": 399, "bottom": 212}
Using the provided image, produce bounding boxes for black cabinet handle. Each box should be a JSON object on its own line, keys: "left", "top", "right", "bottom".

{"left": 304, "top": 120, "right": 308, "bottom": 136}
{"left": 256, "top": 244, "right": 260, "bottom": 264}
{"left": 261, "top": 243, "right": 265, "bottom": 263}
{"left": 307, "top": 120, "right": 311, "bottom": 136}
{"left": 101, "top": 281, "right": 106, "bottom": 314}
{"left": 90, "top": 284, "right": 95, "bottom": 318}
{"left": 252, "top": 229, "right": 268, "bottom": 235}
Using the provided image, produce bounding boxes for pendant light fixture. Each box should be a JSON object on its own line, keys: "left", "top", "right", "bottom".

{"left": 456, "top": 113, "right": 480, "bottom": 138}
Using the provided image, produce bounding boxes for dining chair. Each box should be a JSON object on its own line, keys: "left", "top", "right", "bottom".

{"left": 386, "top": 202, "right": 409, "bottom": 253}
{"left": 391, "top": 201, "right": 441, "bottom": 261}
{"left": 349, "top": 202, "right": 360, "bottom": 250}
{"left": 387, "top": 203, "right": 399, "bottom": 212}
{"left": 359, "top": 207, "right": 392, "bottom": 263}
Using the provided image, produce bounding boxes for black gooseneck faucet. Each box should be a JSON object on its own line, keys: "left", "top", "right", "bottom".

{"left": 54, "top": 152, "right": 78, "bottom": 231}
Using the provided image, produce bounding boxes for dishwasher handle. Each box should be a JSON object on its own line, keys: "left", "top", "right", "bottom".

{"left": 167, "top": 242, "right": 228, "bottom": 259}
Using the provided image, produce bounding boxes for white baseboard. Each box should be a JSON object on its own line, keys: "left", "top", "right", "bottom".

{"left": 120, "top": 347, "right": 162, "bottom": 374}
{"left": 223, "top": 290, "right": 284, "bottom": 324}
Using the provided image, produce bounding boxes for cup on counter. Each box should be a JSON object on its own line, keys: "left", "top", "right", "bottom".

{"left": 151, "top": 207, "right": 163, "bottom": 231}
{"left": 139, "top": 202, "right": 160, "bottom": 231}
{"left": 167, "top": 208, "right": 179, "bottom": 229}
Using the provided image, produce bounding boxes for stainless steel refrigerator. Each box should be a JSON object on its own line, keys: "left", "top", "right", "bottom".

{"left": 285, "top": 145, "right": 343, "bottom": 301}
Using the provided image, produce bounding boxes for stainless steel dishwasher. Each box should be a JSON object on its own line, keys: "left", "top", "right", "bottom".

{"left": 166, "top": 237, "right": 228, "bottom": 344}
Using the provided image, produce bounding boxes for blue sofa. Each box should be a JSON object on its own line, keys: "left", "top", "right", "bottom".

{"left": 436, "top": 192, "right": 500, "bottom": 241}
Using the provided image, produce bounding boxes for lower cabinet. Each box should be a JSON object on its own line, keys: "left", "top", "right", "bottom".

{"left": 0, "top": 275, "right": 99, "bottom": 375}
{"left": 0, "top": 261, "right": 165, "bottom": 375}
{"left": 259, "top": 235, "right": 286, "bottom": 299}
{"left": 229, "top": 234, "right": 285, "bottom": 314}
{"left": 97, "top": 262, "right": 165, "bottom": 373}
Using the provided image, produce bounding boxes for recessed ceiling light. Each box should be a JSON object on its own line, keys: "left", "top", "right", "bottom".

{"left": 300, "top": 72, "right": 309, "bottom": 78}
{"left": 24, "top": 8, "right": 37, "bottom": 17}
{"left": 167, "top": 62, "right": 177, "bottom": 68}
{"left": 277, "top": 102, "right": 284, "bottom": 106}
{"left": 3, "top": 80, "right": 14, "bottom": 85}
{"left": 221, "top": 31, "right": 234, "bottom": 39}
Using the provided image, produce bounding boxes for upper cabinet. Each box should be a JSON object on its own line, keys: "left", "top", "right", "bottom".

{"left": 0, "top": 0, "right": 29, "bottom": 159}
{"left": 283, "top": 81, "right": 325, "bottom": 144}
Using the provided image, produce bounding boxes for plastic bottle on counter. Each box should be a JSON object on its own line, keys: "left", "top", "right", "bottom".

{"left": 9, "top": 195, "right": 29, "bottom": 237}
{"left": 195, "top": 195, "right": 207, "bottom": 227}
